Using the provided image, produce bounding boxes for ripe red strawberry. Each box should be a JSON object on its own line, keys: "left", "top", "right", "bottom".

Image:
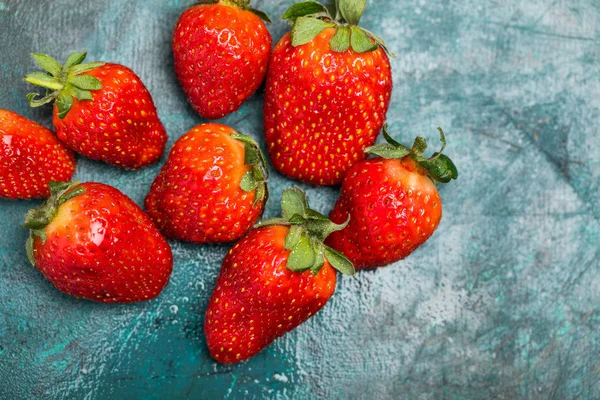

{"left": 205, "top": 188, "right": 354, "bottom": 364}
{"left": 263, "top": 0, "right": 392, "bottom": 186}
{"left": 24, "top": 181, "right": 173, "bottom": 303}
{"left": 173, "top": 0, "right": 272, "bottom": 119}
{"left": 25, "top": 51, "right": 167, "bottom": 169}
{"left": 145, "top": 123, "right": 268, "bottom": 243}
{"left": 0, "top": 109, "right": 76, "bottom": 199}
{"left": 326, "top": 126, "right": 458, "bottom": 269}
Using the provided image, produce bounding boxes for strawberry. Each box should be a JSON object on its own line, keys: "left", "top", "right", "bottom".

{"left": 172, "top": 0, "right": 272, "bottom": 119}
{"left": 263, "top": 0, "right": 392, "bottom": 186}
{"left": 145, "top": 123, "right": 268, "bottom": 243}
{"left": 326, "top": 126, "right": 458, "bottom": 269}
{"left": 24, "top": 181, "right": 173, "bottom": 303}
{"left": 205, "top": 188, "right": 354, "bottom": 364}
{"left": 24, "top": 51, "right": 167, "bottom": 169}
{"left": 0, "top": 109, "right": 76, "bottom": 199}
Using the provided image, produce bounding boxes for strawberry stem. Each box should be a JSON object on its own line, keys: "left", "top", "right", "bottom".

{"left": 231, "top": 132, "right": 269, "bottom": 206}
{"left": 24, "top": 181, "right": 86, "bottom": 267}
{"left": 25, "top": 51, "right": 105, "bottom": 119}
{"left": 257, "top": 188, "right": 355, "bottom": 275}
{"left": 24, "top": 181, "right": 85, "bottom": 232}
{"left": 366, "top": 124, "right": 459, "bottom": 183}
{"left": 283, "top": 0, "right": 389, "bottom": 54}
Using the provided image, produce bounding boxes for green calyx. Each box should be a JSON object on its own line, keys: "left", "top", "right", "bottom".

{"left": 232, "top": 133, "right": 269, "bottom": 207}
{"left": 23, "top": 181, "right": 86, "bottom": 266}
{"left": 24, "top": 51, "right": 105, "bottom": 119}
{"left": 365, "top": 125, "right": 459, "bottom": 184}
{"left": 283, "top": 0, "right": 391, "bottom": 54}
{"left": 257, "top": 188, "right": 355, "bottom": 276}
{"left": 198, "top": 0, "right": 271, "bottom": 22}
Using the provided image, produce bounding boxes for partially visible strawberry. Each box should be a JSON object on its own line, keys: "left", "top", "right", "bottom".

{"left": 173, "top": 0, "right": 272, "bottom": 119}
{"left": 0, "top": 109, "right": 76, "bottom": 199}
{"left": 326, "top": 126, "right": 458, "bottom": 269}
{"left": 205, "top": 188, "right": 354, "bottom": 364}
{"left": 24, "top": 181, "right": 173, "bottom": 303}
{"left": 145, "top": 123, "right": 268, "bottom": 243}
{"left": 263, "top": 0, "right": 392, "bottom": 186}
{"left": 25, "top": 51, "right": 167, "bottom": 169}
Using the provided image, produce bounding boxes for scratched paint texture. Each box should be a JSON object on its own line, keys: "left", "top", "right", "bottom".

{"left": 0, "top": 0, "right": 599, "bottom": 398}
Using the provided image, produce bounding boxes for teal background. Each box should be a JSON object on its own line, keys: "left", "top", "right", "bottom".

{"left": 1, "top": 0, "right": 599, "bottom": 398}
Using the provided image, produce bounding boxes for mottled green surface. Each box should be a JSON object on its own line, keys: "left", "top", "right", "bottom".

{"left": 1, "top": 0, "right": 599, "bottom": 399}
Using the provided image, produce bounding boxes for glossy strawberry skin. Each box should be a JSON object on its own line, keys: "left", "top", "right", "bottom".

{"left": 31, "top": 182, "right": 173, "bottom": 303}
{"left": 145, "top": 123, "right": 264, "bottom": 243}
{"left": 205, "top": 225, "right": 337, "bottom": 364}
{"left": 326, "top": 158, "right": 442, "bottom": 269}
{"left": 264, "top": 29, "right": 392, "bottom": 186}
{"left": 52, "top": 64, "right": 167, "bottom": 169}
{"left": 0, "top": 109, "right": 76, "bottom": 199}
{"left": 173, "top": 3, "right": 272, "bottom": 119}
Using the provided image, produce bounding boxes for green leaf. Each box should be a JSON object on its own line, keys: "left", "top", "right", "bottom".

{"left": 253, "top": 166, "right": 265, "bottom": 183}
{"left": 24, "top": 72, "right": 64, "bottom": 91}
{"left": 63, "top": 83, "right": 91, "bottom": 101}
{"left": 330, "top": 26, "right": 351, "bottom": 52}
{"left": 255, "top": 218, "right": 290, "bottom": 228}
{"left": 287, "top": 234, "right": 316, "bottom": 272}
{"left": 231, "top": 132, "right": 269, "bottom": 175}
{"left": 48, "top": 181, "right": 72, "bottom": 194}
{"left": 23, "top": 207, "right": 50, "bottom": 230}
{"left": 25, "top": 230, "right": 47, "bottom": 267}
{"left": 305, "top": 209, "right": 329, "bottom": 221}
{"left": 365, "top": 124, "right": 413, "bottom": 159}
{"left": 285, "top": 225, "right": 304, "bottom": 250}
{"left": 259, "top": 150, "right": 269, "bottom": 176}
{"left": 240, "top": 170, "right": 259, "bottom": 192}
{"left": 249, "top": 7, "right": 271, "bottom": 23}
{"left": 338, "top": 0, "right": 366, "bottom": 25}
{"left": 324, "top": 245, "right": 355, "bottom": 275}
{"left": 306, "top": 218, "right": 349, "bottom": 241}
{"left": 26, "top": 92, "right": 57, "bottom": 108}
{"left": 411, "top": 136, "right": 427, "bottom": 156}
{"left": 360, "top": 27, "right": 394, "bottom": 57}
{"left": 365, "top": 143, "right": 411, "bottom": 159}
{"left": 291, "top": 17, "right": 335, "bottom": 47}
{"left": 66, "top": 85, "right": 93, "bottom": 101}
{"left": 282, "top": 1, "right": 329, "bottom": 23}
{"left": 281, "top": 188, "right": 309, "bottom": 220}
{"left": 24, "top": 181, "right": 84, "bottom": 236}
{"left": 310, "top": 243, "right": 326, "bottom": 275}
{"left": 419, "top": 154, "right": 458, "bottom": 183}
{"left": 69, "top": 62, "right": 104, "bottom": 75}
{"left": 58, "top": 186, "right": 86, "bottom": 204}
{"left": 255, "top": 183, "right": 267, "bottom": 207}
{"left": 25, "top": 234, "right": 36, "bottom": 267}
{"left": 31, "top": 53, "right": 62, "bottom": 77}
{"left": 231, "top": 133, "right": 269, "bottom": 204}
{"left": 244, "top": 143, "right": 259, "bottom": 166}
{"left": 325, "top": 0, "right": 338, "bottom": 17}
{"left": 288, "top": 214, "right": 307, "bottom": 225}
{"left": 63, "top": 51, "right": 87, "bottom": 69}
{"left": 350, "top": 26, "right": 378, "bottom": 53}
{"left": 70, "top": 75, "right": 102, "bottom": 90}
{"left": 56, "top": 93, "right": 74, "bottom": 119}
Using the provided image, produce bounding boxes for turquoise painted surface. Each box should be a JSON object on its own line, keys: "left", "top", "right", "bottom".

{"left": 0, "top": 0, "right": 599, "bottom": 398}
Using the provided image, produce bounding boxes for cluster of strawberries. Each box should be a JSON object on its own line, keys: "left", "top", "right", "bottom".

{"left": 0, "top": 0, "right": 457, "bottom": 364}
